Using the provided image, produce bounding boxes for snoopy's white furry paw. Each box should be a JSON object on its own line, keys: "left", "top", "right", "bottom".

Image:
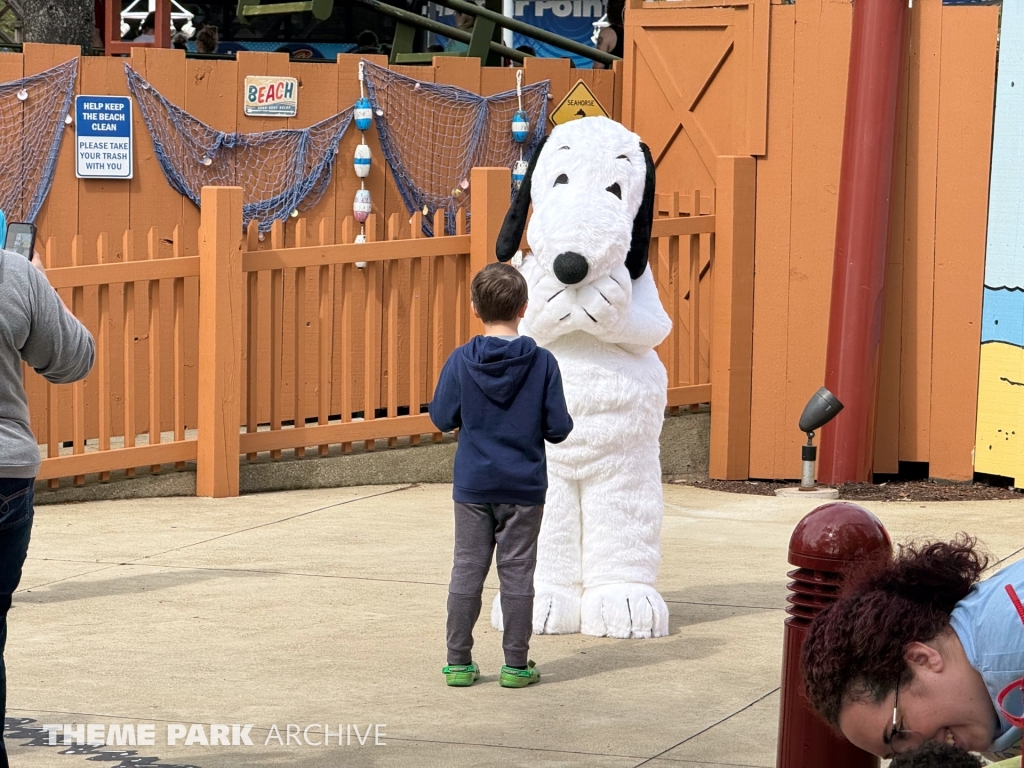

{"left": 580, "top": 583, "right": 669, "bottom": 639}
{"left": 524, "top": 272, "right": 582, "bottom": 341}
{"left": 576, "top": 265, "right": 631, "bottom": 330}
{"left": 491, "top": 584, "right": 582, "bottom": 634}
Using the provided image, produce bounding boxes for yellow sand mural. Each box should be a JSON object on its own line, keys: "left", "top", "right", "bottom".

{"left": 976, "top": 340, "right": 1024, "bottom": 480}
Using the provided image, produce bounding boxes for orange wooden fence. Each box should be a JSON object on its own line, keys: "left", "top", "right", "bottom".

{"left": 5, "top": 43, "right": 621, "bottom": 459}
{"left": 35, "top": 228, "right": 198, "bottom": 484}
{"left": 32, "top": 164, "right": 745, "bottom": 496}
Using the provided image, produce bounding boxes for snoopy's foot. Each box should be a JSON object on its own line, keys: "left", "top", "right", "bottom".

{"left": 491, "top": 591, "right": 504, "bottom": 631}
{"left": 490, "top": 584, "right": 582, "bottom": 634}
{"left": 581, "top": 583, "right": 669, "bottom": 639}
{"left": 533, "top": 583, "right": 582, "bottom": 635}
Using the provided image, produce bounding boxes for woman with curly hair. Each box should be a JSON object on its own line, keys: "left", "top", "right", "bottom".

{"left": 800, "top": 535, "right": 1024, "bottom": 761}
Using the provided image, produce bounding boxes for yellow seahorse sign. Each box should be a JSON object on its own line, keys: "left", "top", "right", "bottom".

{"left": 550, "top": 80, "right": 609, "bottom": 126}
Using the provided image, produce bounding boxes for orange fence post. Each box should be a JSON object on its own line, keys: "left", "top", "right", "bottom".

{"left": 469, "top": 166, "right": 511, "bottom": 337}
{"left": 196, "top": 186, "right": 244, "bottom": 498}
{"left": 709, "top": 156, "right": 756, "bottom": 480}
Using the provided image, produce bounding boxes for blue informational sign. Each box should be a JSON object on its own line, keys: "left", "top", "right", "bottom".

{"left": 75, "top": 95, "right": 133, "bottom": 180}
{"left": 511, "top": 0, "right": 607, "bottom": 68}
{"left": 428, "top": 1, "right": 607, "bottom": 69}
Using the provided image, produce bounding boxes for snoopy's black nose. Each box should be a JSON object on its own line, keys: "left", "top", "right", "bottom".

{"left": 553, "top": 252, "right": 588, "bottom": 285}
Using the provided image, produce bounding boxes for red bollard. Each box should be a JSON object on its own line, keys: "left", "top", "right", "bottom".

{"left": 776, "top": 502, "right": 892, "bottom": 768}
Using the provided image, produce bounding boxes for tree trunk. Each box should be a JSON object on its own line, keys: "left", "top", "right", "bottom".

{"left": 22, "top": 0, "right": 93, "bottom": 51}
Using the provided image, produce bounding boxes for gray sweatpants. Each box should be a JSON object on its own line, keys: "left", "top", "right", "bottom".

{"left": 447, "top": 502, "right": 544, "bottom": 668}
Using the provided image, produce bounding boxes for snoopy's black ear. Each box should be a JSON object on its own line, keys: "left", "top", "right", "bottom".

{"left": 626, "top": 141, "right": 656, "bottom": 280}
{"left": 496, "top": 134, "right": 548, "bottom": 262}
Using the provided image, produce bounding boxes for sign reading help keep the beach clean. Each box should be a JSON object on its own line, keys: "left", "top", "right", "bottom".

{"left": 75, "top": 96, "right": 133, "bottom": 179}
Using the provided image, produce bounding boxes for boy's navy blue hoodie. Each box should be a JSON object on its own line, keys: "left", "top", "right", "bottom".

{"left": 429, "top": 335, "right": 573, "bottom": 505}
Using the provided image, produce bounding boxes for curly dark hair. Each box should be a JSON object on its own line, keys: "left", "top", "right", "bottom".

{"left": 800, "top": 535, "right": 988, "bottom": 726}
{"left": 889, "top": 742, "right": 983, "bottom": 768}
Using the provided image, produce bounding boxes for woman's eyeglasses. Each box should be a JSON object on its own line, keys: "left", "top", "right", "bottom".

{"left": 890, "top": 677, "right": 911, "bottom": 752}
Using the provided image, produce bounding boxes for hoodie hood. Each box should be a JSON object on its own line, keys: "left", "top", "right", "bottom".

{"left": 461, "top": 335, "right": 538, "bottom": 407}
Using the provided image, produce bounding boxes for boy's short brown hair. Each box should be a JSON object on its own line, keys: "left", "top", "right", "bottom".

{"left": 889, "top": 743, "right": 982, "bottom": 768}
{"left": 471, "top": 263, "right": 528, "bottom": 323}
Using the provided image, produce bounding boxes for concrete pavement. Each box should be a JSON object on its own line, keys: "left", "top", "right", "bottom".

{"left": 4, "top": 483, "right": 1022, "bottom": 767}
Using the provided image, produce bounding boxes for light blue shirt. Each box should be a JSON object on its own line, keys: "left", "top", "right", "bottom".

{"left": 950, "top": 558, "right": 1024, "bottom": 758}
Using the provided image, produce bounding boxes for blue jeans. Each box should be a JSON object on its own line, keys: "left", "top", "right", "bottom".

{"left": 0, "top": 477, "right": 34, "bottom": 768}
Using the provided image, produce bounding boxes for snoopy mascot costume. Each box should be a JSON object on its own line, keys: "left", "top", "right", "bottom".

{"left": 490, "top": 116, "right": 672, "bottom": 639}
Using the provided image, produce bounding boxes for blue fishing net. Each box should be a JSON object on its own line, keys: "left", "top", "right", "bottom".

{"left": 125, "top": 64, "right": 353, "bottom": 232}
{"left": 362, "top": 61, "right": 548, "bottom": 236}
{"left": 0, "top": 59, "right": 78, "bottom": 224}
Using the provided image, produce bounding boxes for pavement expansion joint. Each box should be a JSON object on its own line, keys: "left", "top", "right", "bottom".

{"left": 124, "top": 484, "right": 417, "bottom": 564}
{"left": 632, "top": 687, "right": 780, "bottom": 766}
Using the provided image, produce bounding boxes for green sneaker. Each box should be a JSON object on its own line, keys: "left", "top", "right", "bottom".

{"left": 443, "top": 662, "right": 480, "bottom": 687}
{"left": 499, "top": 660, "right": 540, "bottom": 688}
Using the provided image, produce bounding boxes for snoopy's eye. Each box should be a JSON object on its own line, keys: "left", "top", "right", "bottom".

{"left": 554, "top": 174, "right": 569, "bottom": 187}
{"left": 606, "top": 182, "right": 622, "bottom": 199}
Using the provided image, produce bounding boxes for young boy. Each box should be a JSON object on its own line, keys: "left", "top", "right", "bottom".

{"left": 429, "top": 262, "right": 573, "bottom": 688}
{"left": 889, "top": 743, "right": 985, "bottom": 768}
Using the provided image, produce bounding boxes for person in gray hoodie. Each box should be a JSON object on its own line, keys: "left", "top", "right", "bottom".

{"left": 0, "top": 245, "right": 94, "bottom": 767}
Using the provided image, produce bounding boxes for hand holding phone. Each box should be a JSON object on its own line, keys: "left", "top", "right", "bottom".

{"left": 5, "top": 222, "right": 36, "bottom": 260}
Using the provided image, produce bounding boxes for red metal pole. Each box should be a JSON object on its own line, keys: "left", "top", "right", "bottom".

{"left": 777, "top": 502, "right": 891, "bottom": 768}
{"left": 817, "top": 0, "right": 911, "bottom": 484}
{"left": 104, "top": 0, "right": 121, "bottom": 56}
{"left": 155, "top": 0, "right": 172, "bottom": 49}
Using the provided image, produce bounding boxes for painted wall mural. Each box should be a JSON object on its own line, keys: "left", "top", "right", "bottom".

{"left": 976, "top": 0, "right": 1024, "bottom": 482}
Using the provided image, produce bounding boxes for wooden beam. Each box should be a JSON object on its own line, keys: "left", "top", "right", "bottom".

{"left": 243, "top": 235, "right": 472, "bottom": 272}
{"left": 651, "top": 215, "right": 717, "bottom": 238}
{"left": 689, "top": 29, "right": 735, "bottom": 112}
{"left": 37, "top": 441, "right": 197, "bottom": 481}
{"left": 239, "top": 414, "right": 438, "bottom": 454}
{"left": 468, "top": 166, "right": 511, "bottom": 337}
{"left": 709, "top": 156, "right": 756, "bottom": 479}
{"left": 45, "top": 256, "right": 200, "bottom": 290}
{"left": 196, "top": 186, "right": 244, "bottom": 497}
{"left": 668, "top": 384, "right": 712, "bottom": 407}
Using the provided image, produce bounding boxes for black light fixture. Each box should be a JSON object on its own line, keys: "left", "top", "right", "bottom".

{"left": 797, "top": 387, "right": 844, "bottom": 490}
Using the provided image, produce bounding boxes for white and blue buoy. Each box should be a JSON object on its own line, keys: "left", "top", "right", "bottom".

{"left": 354, "top": 143, "right": 371, "bottom": 178}
{"left": 512, "top": 158, "right": 528, "bottom": 189}
{"left": 354, "top": 96, "right": 373, "bottom": 131}
{"left": 512, "top": 109, "right": 530, "bottom": 143}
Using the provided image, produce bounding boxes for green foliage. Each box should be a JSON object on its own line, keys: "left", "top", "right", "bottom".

{"left": 0, "top": 7, "right": 19, "bottom": 43}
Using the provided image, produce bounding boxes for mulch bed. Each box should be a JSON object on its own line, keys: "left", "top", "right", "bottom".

{"left": 671, "top": 478, "right": 1024, "bottom": 502}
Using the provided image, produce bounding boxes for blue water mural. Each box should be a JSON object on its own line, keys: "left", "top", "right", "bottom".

{"left": 981, "top": 288, "right": 1024, "bottom": 349}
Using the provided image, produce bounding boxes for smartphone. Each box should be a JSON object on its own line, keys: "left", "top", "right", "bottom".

{"left": 4, "top": 222, "right": 35, "bottom": 260}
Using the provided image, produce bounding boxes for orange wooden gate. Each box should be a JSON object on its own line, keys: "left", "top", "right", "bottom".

{"left": 622, "top": 0, "right": 769, "bottom": 194}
